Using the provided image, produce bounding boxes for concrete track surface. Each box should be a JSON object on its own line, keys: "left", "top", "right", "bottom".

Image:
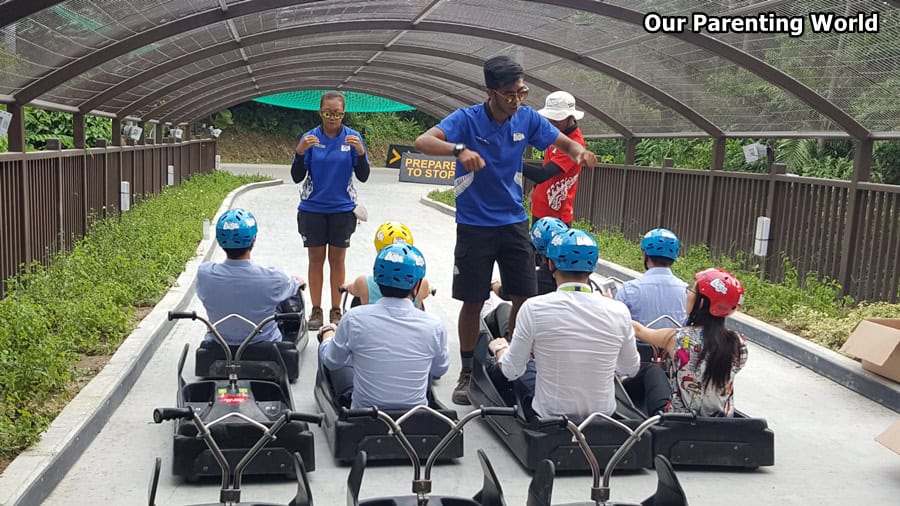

{"left": 46, "top": 166, "right": 899, "bottom": 505}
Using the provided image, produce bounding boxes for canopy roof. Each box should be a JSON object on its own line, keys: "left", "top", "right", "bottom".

{"left": 1, "top": 0, "right": 898, "bottom": 138}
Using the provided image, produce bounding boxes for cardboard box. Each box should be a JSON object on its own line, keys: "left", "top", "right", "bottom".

{"left": 875, "top": 420, "right": 900, "bottom": 455}
{"left": 840, "top": 318, "right": 900, "bottom": 383}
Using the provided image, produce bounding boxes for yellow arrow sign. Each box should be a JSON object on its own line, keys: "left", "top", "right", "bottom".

{"left": 389, "top": 148, "right": 402, "bottom": 165}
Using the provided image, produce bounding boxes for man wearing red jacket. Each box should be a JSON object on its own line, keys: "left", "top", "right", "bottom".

{"left": 528, "top": 91, "right": 586, "bottom": 226}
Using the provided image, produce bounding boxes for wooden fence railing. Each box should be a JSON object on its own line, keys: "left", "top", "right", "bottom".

{"left": 0, "top": 139, "right": 217, "bottom": 296}
{"left": 564, "top": 162, "right": 900, "bottom": 302}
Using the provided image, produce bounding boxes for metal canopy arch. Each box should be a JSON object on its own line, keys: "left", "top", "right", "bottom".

{"left": 12, "top": 16, "right": 720, "bottom": 135}
{"left": 101, "top": 42, "right": 633, "bottom": 138}
{"left": 124, "top": 47, "right": 631, "bottom": 137}
{"left": 172, "top": 81, "right": 454, "bottom": 125}
{"left": 151, "top": 67, "right": 477, "bottom": 122}
{"left": 176, "top": 83, "right": 453, "bottom": 127}
{"left": 0, "top": 0, "right": 894, "bottom": 138}
{"left": 116, "top": 56, "right": 372, "bottom": 119}
{"left": 170, "top": 80, "right": 454, "bottom": 125}
{"left": 121, "top": 56, "right": 484, "bottom": 120}
{"left": 535, "top": 0, "right": 870, "bottom": 139}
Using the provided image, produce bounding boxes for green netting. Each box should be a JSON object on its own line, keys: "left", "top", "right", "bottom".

{"left": 254, "top": 90, "right": 415, "bottom": 112}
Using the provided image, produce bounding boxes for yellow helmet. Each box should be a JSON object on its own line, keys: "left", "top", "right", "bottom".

{"left": 374, "top": 221, "right": 414, "bottom": 252}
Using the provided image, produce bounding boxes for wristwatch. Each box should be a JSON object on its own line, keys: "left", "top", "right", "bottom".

{"left": 452, "top": 143, "right": 466, "bottom": 157}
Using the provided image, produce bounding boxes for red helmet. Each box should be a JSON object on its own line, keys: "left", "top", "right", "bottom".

{"left": 694, "top": 268, "right": 744, "bottom": 317}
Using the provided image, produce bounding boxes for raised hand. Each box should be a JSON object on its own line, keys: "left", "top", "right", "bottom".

{"left": 345, "top": 134, "right": 365, "bottom": 155}
{"left": 576, "top": 149, "right": 597, "bottom": 168}
{"left": 297, "top": 134, "right": 320, "bottom": 154}
{"left": 458, "top": 148, "right": 486, "bottom": 172}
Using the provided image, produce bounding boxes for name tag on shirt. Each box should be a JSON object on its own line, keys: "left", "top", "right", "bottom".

{"left": 341, "top": 144, "right": 351, "bottom": 152}
{"left": 512, "top": 132, "right": 525, "bottom": 142}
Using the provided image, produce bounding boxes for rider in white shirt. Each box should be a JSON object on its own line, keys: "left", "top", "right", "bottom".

{"left": 488, "top": 229, "right": 640, "bottom": 420}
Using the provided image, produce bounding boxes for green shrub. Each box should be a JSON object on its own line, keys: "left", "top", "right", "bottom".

{"left": 0, "top": 170, "right": 267, "bottom": 459}
{"left": 427, "top": 189, "right": 455, "bottom": 208}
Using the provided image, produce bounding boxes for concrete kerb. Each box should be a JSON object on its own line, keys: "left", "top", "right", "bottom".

{"left": 422, "top": 195, "right": 900, "bottom": 414}
{"left": 0, "top": 179, "right": 283, "bottom": 506}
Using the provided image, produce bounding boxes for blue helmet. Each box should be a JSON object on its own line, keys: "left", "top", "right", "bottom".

{"left": 531, "top": 217, "right": 568, "bottom": 255}
{"left": 373, "top": 243, "right": 426, "bottom": 290}
{"left": 640, "top": 228, "right": 680, "bottom": 260}
{"left": 546, "top": 229, "right": 598, "bottom": 273}
{"left": 216, "top": 208, "right": 258, "bottom": 249}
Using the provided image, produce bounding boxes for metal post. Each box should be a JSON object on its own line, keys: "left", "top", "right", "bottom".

{"left": 658, "top": 159, "right": 673, "bottom": 227}
{"left": 7, "top": 102, "right": 25, "bottom": 152}
{"left": 837, "top": 138, "right": 873, "bottom": 297}
{"left": 112, "top": 118, "right": 122, "bottom": 146}
{"left": 136, "top": 121, "right": 145, "bottom": 145}
{"left": 760, "top": 163, "right": 787, "bottom": 279}
{"left": 625, "top": 137, "right": 637, "bottom": 166}
{"left": 73, "top": 112, "right": 86, "bottom": 149}
{"left": 702, "top": 137, "right": 727, "bottom": 245}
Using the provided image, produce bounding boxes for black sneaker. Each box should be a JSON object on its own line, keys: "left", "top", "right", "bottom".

{"left": 452, "top": 369, "right": 472, "bottom": 405}
{"left": 308, "top": 306, "right": 324, "bottom": 331}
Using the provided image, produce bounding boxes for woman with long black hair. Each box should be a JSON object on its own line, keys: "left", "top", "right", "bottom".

{"left": 632, "top": 268, "right": 748, "bottom": 416}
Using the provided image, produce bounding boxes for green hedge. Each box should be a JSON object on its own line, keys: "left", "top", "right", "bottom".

{"left": 0, "top": 171, "right": 267, "bottom": 459}
{"left": 426, "top": 189, "right": 900, "bottom": 351}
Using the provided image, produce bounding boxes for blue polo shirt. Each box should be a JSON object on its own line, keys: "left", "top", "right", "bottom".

{"left": 436, "top": 104, "right": 559, "bottom": 226}
{"left": 296, "top": 125, "right": 369, "bottom": 214}
{"left": 319, "top": 297, "right": 450, "bottom": 409}
{"left": 615, "top": 267, "right": 688, "bottom": 327}
{"left": 196, "top": 259, "right": 300, "bottom": 345}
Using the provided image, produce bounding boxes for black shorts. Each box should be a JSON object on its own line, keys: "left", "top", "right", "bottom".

{"left": 452, "top": 220, "right": 537, "bottom": 302}
{"left": 297, "top": 210, "right": 356, "bottom": 248}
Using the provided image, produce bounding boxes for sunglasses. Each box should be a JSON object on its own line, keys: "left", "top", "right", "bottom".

{"left": 491, "top": 86, "right": 529, "bottom": 105}
{"left": 319, "top": 110, "right": 345, "bottom": 120}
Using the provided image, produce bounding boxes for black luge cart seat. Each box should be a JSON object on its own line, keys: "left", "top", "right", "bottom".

{"left": 344, "top": 407, "right": 516, "bottom": 506}
{"left": 525, "top": 414, "right": 689, "bottom": 506}
{"left": 467, "top": 355, "right": 653, "bottom": 472}
{"left": 195, "top": 339, "right": 303, "bottom": 383}
{"left": 314, "top": 367, "right": 462, "bottom": 464}
{"left": 195, "top": 286, "right": 308, "bottom": 383}
{"left": 615, "top": 315, "right": 775, "bottom": 470}
{"left": 149, "top": 408, "right": 323, "bottom": 506}
{"left": 168, "top": 311, "right": 316, "bottom": 481}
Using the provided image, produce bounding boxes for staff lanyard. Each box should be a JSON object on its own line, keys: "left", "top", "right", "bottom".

{"left": 558, "top": 283, "right": 592, "bottom": 293}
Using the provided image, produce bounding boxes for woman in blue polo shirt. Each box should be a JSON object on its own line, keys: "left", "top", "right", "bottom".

{"left": 291, "top": 91, "right": 370, "bottom": 330}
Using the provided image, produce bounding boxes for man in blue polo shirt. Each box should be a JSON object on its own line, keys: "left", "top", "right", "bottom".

{"left": 415, "top": 55, "right": 599, "bottom": 404}
{"left": 197, "top": 208, "right": 303, "bottom": 346}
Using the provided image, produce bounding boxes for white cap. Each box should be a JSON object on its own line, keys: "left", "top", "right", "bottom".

{"left": 537, "top": 91, "right": 584, "bottom": 121}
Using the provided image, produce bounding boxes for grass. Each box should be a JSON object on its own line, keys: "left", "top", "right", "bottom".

{"left": 0, "top": 170, "right": 268, "bottom": 462}
{"left": 428, "top": 188, "right": 900, "bottom": 352}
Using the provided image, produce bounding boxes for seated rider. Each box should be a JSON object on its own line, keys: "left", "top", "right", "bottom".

{"left": 343, "top": 221, "right": 432, "bottom": 309}
{"left": 196, "top": 208, "right": 304, "bottom": 346}
{"left": 632, "top": 268, "right": 748, "bottom": 417}
{"left": 318, "top": 243, "right": 450, "bottom": 409}
{"left": 615, "top": 228, "right": 688, "bottom": 351}
{"left": 484, "top": 217, "right": 568, "bottom": 338}
{"left": 486, "top": 229, "right": 640, "bottom": 421}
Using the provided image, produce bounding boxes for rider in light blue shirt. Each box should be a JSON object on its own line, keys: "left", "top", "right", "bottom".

{"left": 615, "top": 228, "right": 687, "bottom": 359}
{"left": 318, "top": 244, "right": 450, "bottom": 409}
{"left": 197, "top": 208, "right": 301, "bottom": 345}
